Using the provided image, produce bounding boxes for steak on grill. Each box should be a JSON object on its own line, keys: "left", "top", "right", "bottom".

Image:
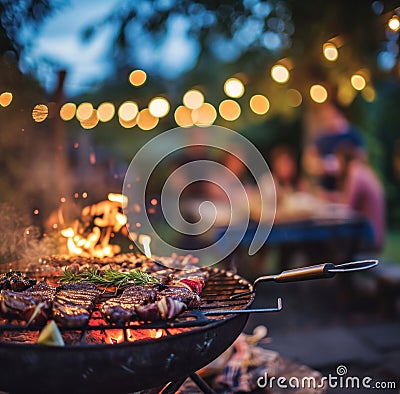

{"left": 101, "top": 284, "right": 200, "bottom": 323}
{"left": 53, "top": 283, "right": 101, "bottom": 328}
{"left": 100, "top": 285, "right": 157, "bottom": 324}
{"left": 158, "top": 286, "right": 201, "bottom": 308}
{"left": 0, "top": 281, "right": 55, "bottom": 324}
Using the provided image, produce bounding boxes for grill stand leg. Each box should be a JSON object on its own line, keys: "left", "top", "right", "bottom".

{"left": 189, "top": 372, "right": 216, "bottom": 394}
{"left": 159, "top": 372, "right": 216, "bottom": 394}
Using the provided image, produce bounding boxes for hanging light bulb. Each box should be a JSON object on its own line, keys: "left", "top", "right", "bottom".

{"left": 388, "top": 15, "right": 400, "bottom": 32}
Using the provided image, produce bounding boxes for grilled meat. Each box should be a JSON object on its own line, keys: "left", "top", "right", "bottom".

{"left": 0, "top": 281, "right": 55, "bottom": 324}
{"left": 101, "top": 284, "right": 198, "bottom": 323}
{"left": 158, "top": 286, "right": 201, "bottom": 308}
{"left": 167, "top": 269, "right": 209, "bottom": 294}
{"left": 101, "top": 286, "right": 157, "bottom": 324}
{"left": 0, "top": 271, "right": 36, "bottom": 291}
{"left": 53, "top": 283, "right": 101, "bottom": 328}
{"left": 135, "top": 296, "right": 186, "bottom": 321}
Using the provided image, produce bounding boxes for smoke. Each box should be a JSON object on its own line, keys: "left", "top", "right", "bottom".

{"left": 0, "top": 203, "right": 59, "bottom": 265}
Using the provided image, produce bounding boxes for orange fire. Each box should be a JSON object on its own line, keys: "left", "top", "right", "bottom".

{"left": 105, "top": 328, "right": 165, "bottom": 344}
{"left": 103, "top": 327, "right": 192, "bottom": 345}
{"left": 106, "top": 329, "right": 125, "bottom": 344}
{"left": 61, "top": 194, "right": 128, "bottom": 257}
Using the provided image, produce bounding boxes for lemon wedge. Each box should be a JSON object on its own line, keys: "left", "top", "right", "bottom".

{"left": 37, "top": 320, "right": 65, "bottom": 346}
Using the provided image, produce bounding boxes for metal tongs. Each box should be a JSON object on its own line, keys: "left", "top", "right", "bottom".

{"left": 231, "top": 259, "right": 378, "bottom": 300}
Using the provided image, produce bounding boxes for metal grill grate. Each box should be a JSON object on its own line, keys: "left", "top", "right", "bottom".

{"left": 0, "top": 268, "right": 254, "bottom": 346}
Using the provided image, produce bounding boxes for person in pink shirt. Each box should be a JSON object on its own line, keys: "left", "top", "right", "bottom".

{"left": 335, "top": 141, "right": 386, "bottom": 251}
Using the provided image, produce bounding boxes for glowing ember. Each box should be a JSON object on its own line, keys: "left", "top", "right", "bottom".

{"left": 102, "top": 327, "right": 190, "bottom": 345}
{"left": 106, "top": 329, "right": 125, "bottom": 344}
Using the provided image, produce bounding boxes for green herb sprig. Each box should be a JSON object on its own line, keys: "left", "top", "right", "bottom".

{"left": 60, "top": 267, "right": 160, "bottom": 290}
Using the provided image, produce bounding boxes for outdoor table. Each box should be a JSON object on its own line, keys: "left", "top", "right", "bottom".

{"left": 214, "top": 215, "right": 375, "bottom": 268}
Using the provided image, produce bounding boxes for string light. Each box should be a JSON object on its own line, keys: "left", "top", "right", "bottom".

{"left": 137, "top": 108, "right": 159, "bottom": 130}
{"left": 76, "top": 102, "right": 93, "bottom": 121}
{"left": 174, "top": 105, "right": 193, "bottom": 127}
{"left": 323, "top": 42, "right": 339, "bottom": 61}
{"left": 98, "top": 102, "right": 115, "bottom": 122}
{"left": 224, "top": 78, "right": 245, "bottom": 98}
{"left": 32, "top": 104, "right": 49, "bottom": 122}
{"left": 119, "top": 117, "right": 137, "bottom": 129}
{"left": 388, "top": 15, "right": 400, "bottom": 32}
{"left": 118, "top": 101, "right": 139, "bottom": 122}
{"left": 60, "top": 103, "right": 76, "bottom": 121}
{"left": 129, "top": 70, "right": 147, "bottom": 86}
{"left": 219, "top": 100, "right": 241, "bottom": 121}
{"left": 183, "top": 90, "right": 204, "bottom": 109}
{"left": 310, "top": 84, "right": 328, "bottom": 103}
{"left": 250, "top": 95, "right": 270, "bottom": 115}
{"left": 80, "top": 110, "right": 99, "bottom": 129}
{"left": 192, "top": 103, "right": 217, "bottom": 126}
{"left": 0, "top": 92, "right": 13, "bottom": 107}
{"left": 351, "top": 74, "right": 366, "bottom": 91}
{"left": 148, "top": 97, "right": 170, "bottom": 118}
{"left": 271, "top": 65, "right": 290, "bottom": 84}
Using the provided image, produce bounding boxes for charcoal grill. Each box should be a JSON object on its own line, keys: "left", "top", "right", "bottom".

{"left": 0, "top": 260, "right": 377, "bottom": 394}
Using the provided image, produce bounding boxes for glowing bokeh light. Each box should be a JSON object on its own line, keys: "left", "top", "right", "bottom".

{"left": 118, "top": 101, "right": 139, "bottom": 121}
{"left": 80, "top": 110, "right": 99, "bottom": 129}
{"left": 60, "top": 102, "right": 76, "bottom": 121}
{"left": 286, "top": 89, "right": 303, "bottom": 107}
{"left": 32, "top": 104, "right": 49, "bottom": 122}
{"left": 350, "top": 74, "right": 366, "bottom": 91}
{"left": 0, "top": 92, "right": 13, "bottom": 107}
{"left": 98, "top": 102, "right": 115, "bottom": 122}
{"left": 174, "top": 105, "right": 193, "bottom": 127}
{"left": 271, "top": 65, "right": 290, "bottom": 83}
{"left": 119, "top": 117, "right": 137, "bottom": 129}
{"left": 129, "top": 69, "right": 147, "bottom": 86}
{"left": 323, "top": 42, "right": 339, "bottom": 61}
{"left": 183, "top": 89, "right": 204, "bottom": 109}
{"left": 310, "top": 85, "right": 328, "bottom": 103}
{"left": 137, "top": 108, "right": 159, "bottom": 130}
{"left": 249, "top": 95, "right": 270, "bottom": 115}
{"left": 219, "top": 99, "right": 241, "bottom": 121}
{"left": 388, "top": 15, "right": 400, "bottom": 32}
{"left": 192, "top": 103, "right": 217, "bottom": 126}
{"left": 76, "top": 102, "right": 94, "bottom": 121}
{"left": 224, "top": 78, "right": 245, "bottom": 98}
{"left": 148, "top": 97, "right": 170, "bottom": 118}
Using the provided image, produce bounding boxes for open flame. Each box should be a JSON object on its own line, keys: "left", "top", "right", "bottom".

{"left": 61, "top": 194, "right": 128, "bottom": 257}
{"left": 105, "top": 328, "right": 166, "bottom": 344}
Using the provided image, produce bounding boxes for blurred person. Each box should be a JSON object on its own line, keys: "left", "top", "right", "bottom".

{"left": 302, "top": 98, "right": 366, "bottom": 199}
{"left": 334, "top": 141, "right": 385, "bottom": 251}
{"left": 269, "top": 145, "right": 305, "bottom": 201}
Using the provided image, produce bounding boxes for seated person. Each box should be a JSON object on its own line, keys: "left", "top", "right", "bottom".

{"left": 302, "top": 126, "right": 367, "bottom": 204}
{"left": 268, "top": 145, "right": 314, "bottom": 219}
{"left": 334, "top": 140, "right": 385, "bottom": 251}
